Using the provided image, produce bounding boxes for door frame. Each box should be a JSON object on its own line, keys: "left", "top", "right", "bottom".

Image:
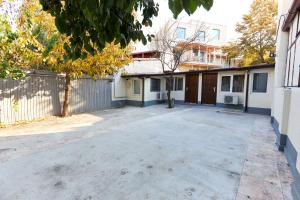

{"left": 201, "top": 73, "right": 218, "bottom": 105}
{"left": 185, "top": 74, "right": 199, "bottom": 103}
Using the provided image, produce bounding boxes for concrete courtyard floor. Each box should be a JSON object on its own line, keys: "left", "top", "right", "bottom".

{"left": 0, "top": 105, "right": 294, "bottom": 200}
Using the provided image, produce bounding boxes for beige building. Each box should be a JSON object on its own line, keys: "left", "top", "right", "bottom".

{"left": 112, "top": 64, "right": 274, "bottom": 115}
{"left": 271, "top": 0, "right": 300, "bottom": 198}
{"left": 173, "top": 20, "right": 229, "bottom": 71}
{"left": 129, "top": 20, "right": 231, "bottom": 74}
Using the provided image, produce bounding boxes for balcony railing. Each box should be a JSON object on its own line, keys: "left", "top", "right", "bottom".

{"left": 184, "top": 56, "right": 225, "bottom": 66}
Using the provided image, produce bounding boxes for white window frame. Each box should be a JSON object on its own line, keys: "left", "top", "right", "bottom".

{"left": 252, "top": 73, "right": 268, "bottom": 93}
{"left": 150, "top": 78, "right": 161, "bottom": 92}
{"left": 232, "top": 74, "right": 245, "bottom": 93}
{"left": 133, "top": 79, "right": 141, "bottom": 95}
{"left": 196, "top": 31, "right": 206, "bottom": 42}
{"left": 221, "top": 76, "right": 231, "bottom": 92}
{"left": 176, "top": 27, "right": 186, "bottom": 39}
{"left": 174, "top": 77, "right": 184, "bottom": 91}
{"left": 211, "top": 29, "right": 221, "bottom": 41}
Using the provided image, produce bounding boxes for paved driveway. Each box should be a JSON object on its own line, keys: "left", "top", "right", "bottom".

{"left": 0, "top": 105, "right": 293, "bottom": 200}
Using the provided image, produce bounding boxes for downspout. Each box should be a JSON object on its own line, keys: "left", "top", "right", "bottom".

{"left": 244, "top": 70, "right": 250, "bottom": 113}
{"left": 141, "top": 77, "right": 145, "bottom": 107}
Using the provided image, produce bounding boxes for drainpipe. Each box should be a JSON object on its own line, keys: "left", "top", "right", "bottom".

{"left": 141, "top": 77, "right": 145, "bottom": 107}
{"left": 244, "top": 70, "right": 250, "bottom": 113}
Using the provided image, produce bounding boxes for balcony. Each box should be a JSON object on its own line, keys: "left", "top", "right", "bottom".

{"left": 183, "top": 55, "right": 227, "bottom": 67}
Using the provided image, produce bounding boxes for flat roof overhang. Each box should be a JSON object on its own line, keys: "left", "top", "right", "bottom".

{"left": 121, "top": 63, "right": 275, "bottom": 78}
{"left": 180, "top": 63, "right": 221, "bottom": 68}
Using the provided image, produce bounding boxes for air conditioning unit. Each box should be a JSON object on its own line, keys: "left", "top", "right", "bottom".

{"left": 224, "top": 95, "right": 239, "bottom": 105}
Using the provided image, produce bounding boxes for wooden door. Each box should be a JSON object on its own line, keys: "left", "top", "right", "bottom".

{"left": 185, "top": 74, "right": 199, "bottom": 103}
{"left": 202, "top": 73, "right": 217, "bottom": 105}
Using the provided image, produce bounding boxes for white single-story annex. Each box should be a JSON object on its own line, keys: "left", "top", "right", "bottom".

{"left": 112, "top": 64, "right": 275, "bottom": 115}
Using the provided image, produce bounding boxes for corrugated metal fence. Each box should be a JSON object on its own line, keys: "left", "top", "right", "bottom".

{"left": 0, "top": 73, "right": 112, "bottom": 124}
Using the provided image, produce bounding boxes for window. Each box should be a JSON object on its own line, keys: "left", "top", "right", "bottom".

{"left": 199, "top": 52, "right": 205, "bottom": 62}
{"left": 285, "top": 12, "right": 300, "bottom": 87}
{"left": 221, "top": 76, "right": 231, "bottom": 92}
{"left": 193, "top": 49, "right": 199, "bottom": 57}
{"left": 208, "top": 54, "right": 213, "bottom": 63}
{"left": 150, "top": 78, "right": 161, "bottom": 92}
{"left": 197, "top": 31, "right": 205, "bottom": 42}
{"left": 133, "top": 79, "right": 140, "bottom": 95}
{"left": 232, "top": 75, "right": 245, "bottom": 92}
{"left": 211, "top": 29, "right": 220, "bottom": 41}
{"left": 166, "top": 78, "right": 174, "bottom": 91}
{"left": 176, "top": 27, "right": 186, "bottom": 39}
{"left": 253, "top": 73, "right": 268, "bottom": 93}
{"left": 175, "top": 78, "right": 183, "bottom": 91}
{"left": 165, "top": 77, "right": 183, "bottom": 91}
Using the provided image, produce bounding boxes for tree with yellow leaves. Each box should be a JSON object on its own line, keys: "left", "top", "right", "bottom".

{"left": 223, "top": 0, "right": 277, "bottom": 66}
{"left": 1, "top": 0, "right": 132, "bottom": 117}
{"left": 0, "top": 14, "right": 27, "bottom": 79}
{"left": 47, "top": 39, "right": 132, "bottom": 117}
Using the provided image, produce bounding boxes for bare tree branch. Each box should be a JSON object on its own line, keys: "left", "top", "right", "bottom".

{"left": 152, "top": 19, "right": 212, "bottom": 108}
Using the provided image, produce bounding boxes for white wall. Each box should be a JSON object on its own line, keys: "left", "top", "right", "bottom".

{"left": 273, "top": 0, "right": 300, "bottom": 179}
{"left": 123, "top": 77, "right": 164, "bottom": 103}
{"left": 217, "top": 71, "right": 247, "bottom": 105}
{"left": 272, "top": 88, "right": 287, "bottom": 131}
{"left": 274, "top": 87, "right": 300, "bottom": 172}
{"left": 125, "top": 78, "right": 142, "bottom": 102}
{"left": 120, "top": 68, "right": 274, "bottom": 111}
{"left": 272, "top": 0, "right": 294, "bottom": 122}
{"left": 170, "top": 75, "right": 186, "bottom": 101}
{"left": 122, "top": 76, "right": 187, "bottom": 103}
{"left": 112, "top": 73, "right": 127, "bottom": 101}
{"left": 173, "top": 19, "right": 227, "bottom": 46}
{"left": 216, "top": 69, "right": 274, "bottom": 109}
{"left": 287, "top": 88, "right": 300, "bottom": 172}
{"left": 143, "top": 76, "right": 186, "bottom": 102}
{"left": 125, "top": 59, "right": 163, "bottom": 74}
{"left": 273, "top": 0, "right": 290, "bottom": 90}
{"left": 285, "top": 12, "right": 300, "bottom": 87}
{"left": 144, "top": 78, "right": 162, "bottom": 102}
{"left": 248, "top": 69, "right": 274, "bottom": 109}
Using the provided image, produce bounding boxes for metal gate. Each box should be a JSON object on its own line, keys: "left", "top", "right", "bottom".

{"left": 0, "top": 73, "right": 112, "bottom": 125}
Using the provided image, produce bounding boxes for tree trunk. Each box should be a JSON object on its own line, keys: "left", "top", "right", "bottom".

{"left": 258, "top": 37, "right": 265, "bottom": 63}
{"left": 258, "top": 46, "right": 265, "bottom": 63}
{"left": 167, "top": 88, "right": 172, "bottom": 108}
{"left": 62, "top": 73, "right": 71, "bottom": 117}
{"left": 166, "top": 76, "right": 173, "bottom": 109}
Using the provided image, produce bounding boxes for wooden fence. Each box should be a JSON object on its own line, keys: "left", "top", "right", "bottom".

{"left": 0, "top": 73, "right": 112, "bottom": 124}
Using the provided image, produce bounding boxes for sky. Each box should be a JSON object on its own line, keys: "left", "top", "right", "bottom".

{"left": 0, "top": 0, "right": 22, "bottom": 30}
{"left": 0, "top": 0, "right": 254, "bottom": 49}
{"left": 135, "top": 0, "right": 254, "bottom": 52}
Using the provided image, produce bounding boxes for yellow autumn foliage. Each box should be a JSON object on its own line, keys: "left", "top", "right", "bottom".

{"left": 48, "top": 36, "right": 132, "bottom": 79}
{"left": 1, "top": 0, "right": 132, "bottom": 116}
{"left": 2, "top": 0, "right": 132, "bottom": 77}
